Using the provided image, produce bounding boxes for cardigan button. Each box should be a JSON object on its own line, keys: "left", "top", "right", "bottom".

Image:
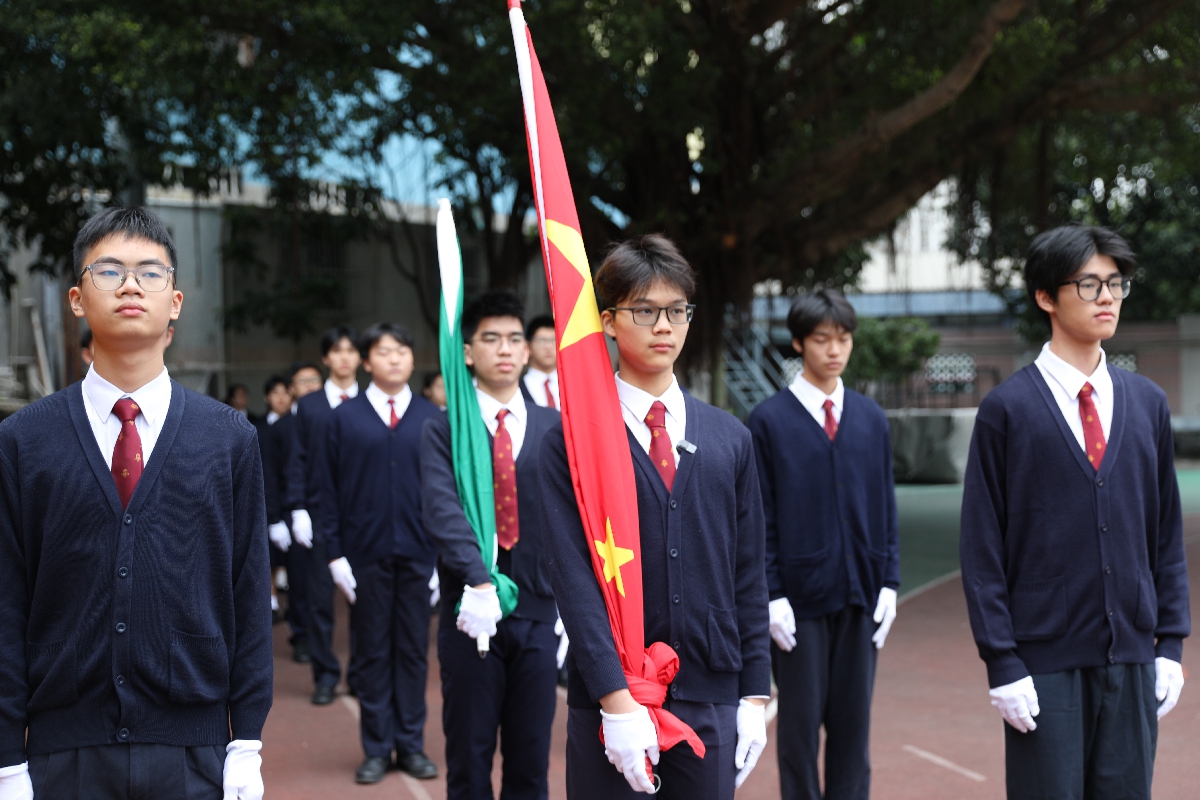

{"left": 118, "top": 728, "right": 129, "bottom": 741}
{"left": 117, "top": 567, "right": 128, "bottom": 578}
{"left": 670, "top": 500, "right": 677, "bottom": 509}
{"left": 1097, "top": 479, "right": 1104, "bottom": 487}
{"left": 670, "top": 548, "right": 678, "bottom": 558}
{"left": 672, "top": 595, "right": 680, "bottom": 604}
{"left": 115, "top": 622, "right": 126, "bottom": 634}
{"left": 116, "top": 675, "right": 125, "bottom": 686}
{"left": 124, "top": 514, "right": 133, "bottom": 525}
{"left": 1100, "top": 524, "right": 1108, "bottom": 532}
{"left": 1105, "top": 566, "right": 1112, "bottom": 575}
{"left": 673, "top": 641, "right": 681, "bottom": 650}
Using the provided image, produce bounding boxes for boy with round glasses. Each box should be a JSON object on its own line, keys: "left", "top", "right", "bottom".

{"left": 960, "top": 224, "right": 1189, "bottom": 799}
{"left": 0, "top": 206, "right": 272, "bottom": 799}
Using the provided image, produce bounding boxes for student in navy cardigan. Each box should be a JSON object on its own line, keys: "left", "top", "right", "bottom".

{"left": 318, "top": 323, "right": 441, "bottom": 786}
{"left": 747, "top": 289, "right": 899, "bottom": 800}
{"left": 960, "top": 225, "right": 1189, "bottom": 799}
{"left": 540, "top": 235, "right": 770, "bottom": 800}
{"left": 285, "top": 328, "right": 361, "bottom": 705}
{"left": 421, "top": 291, "right": 562, "bottom": 800}
{"left": 0, "top": 207, "right": 272, "bottom": 800}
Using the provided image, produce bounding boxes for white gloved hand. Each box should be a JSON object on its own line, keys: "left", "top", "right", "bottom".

{"left": 1155, "top": 657, "right": 1185, "bottom": 720}
{"left": 457, "top": 584, "right": 502, "bottom": 639}
{"left": 328, "top": 557, "right": 357, "bottom": 605}
{"left": 268, "top": 521, "right": 291, "bottom": 552}
{"left": 768, "top": 597, "right": 797, "bottom": 652}
{"left": 734, "top": 699, "right": 768, "bottom": 788}
{"left": 223, "top": 740, "right": 263, "bottom": 800}
{"left": 601, "top": 706, "right": 660, "bottom": 794}
{"left": 555, "top": 617, "right": 570, "bottom": 670}
{"left": 0, "top": 763, "right": 33, "bottom": 800}
{"left": 989, "top": 675, "right": 1040, "bottom": 733}
{"left": 290, "top": 509, "right": 314, "bottom": 549}
{"left": 429, "top": 570, "right": 441, "bottom": 608}
{"left": 872, "top": 587, "right": 898, "bottom": 649}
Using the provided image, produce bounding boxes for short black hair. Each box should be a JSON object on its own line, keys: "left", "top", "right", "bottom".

{"left": 594, "top": 234, "right": 696, "bottom": 309}
{"left": 422, "top": 370, "right": 442, "bottom": 391}
{"left": 786, "top": 288, "right": 858, "bottom": 344}
{"left": 80, "top": 327, "right": 93, "bottom": 350}
{"left": 526, "top": 314, "right": 555, "bottom": 340}
{"left": 320, "top": 324, "right": 359, "bottom": 356}
{"left": 288, "top": 360, "right": 322, "bottom": 382}
{"left": 225, "top": 383, "right": 249, "bottom": 402}
{"left": 461, "top": 290, "right": 526, "bottom": 342}
{"left": 358, "top": 322, "right": 414, "bottom": 359}
{"left": 73, "top": 206, "right": 178, "bottom": 281}
{"left": 1024, "top": 225, "right": 1137, "bottom": 323}
{"left": 263, "top": 375, "right": 289, "bottom": 396}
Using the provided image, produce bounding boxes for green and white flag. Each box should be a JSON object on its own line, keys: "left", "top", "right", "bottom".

{"left": 435, "top": 198, "right": 518, "bottom": 618}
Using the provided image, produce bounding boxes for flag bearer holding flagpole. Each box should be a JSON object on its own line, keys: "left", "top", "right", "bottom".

{"left": 421, "top": 201, "right": 563, "bottom": 800}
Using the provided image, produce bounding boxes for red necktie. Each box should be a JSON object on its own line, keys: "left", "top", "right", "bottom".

{"left": 339, "top": 393, "right": 349, "bottom": 404}
{"left": 111, "top": 398, "right": 145, "bottom": 509}
{"left": 823, "top": 399, "right": 838, "bottom": 441}
{"left": 544, "top": 378, "right": 557, "bottom": 410}
{"left": 645, "top": 401, "right": 676, "bottom": 492}
{"left": 1079, "top": 382, "right": 1106, "bottom": 470}
{"left": 493, "top": 409, "right": 519, "bottom": 549}
{"left": 387, "top": 397, "right": 399, "bottom": 429}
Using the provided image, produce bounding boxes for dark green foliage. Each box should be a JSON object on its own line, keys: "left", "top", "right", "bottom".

{"left": 843, "top": 317, "right": 942, "bottom": 386}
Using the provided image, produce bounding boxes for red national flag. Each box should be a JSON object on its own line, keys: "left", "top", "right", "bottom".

{"left": 506, "top": 0, "right": 703, "bottom": 760}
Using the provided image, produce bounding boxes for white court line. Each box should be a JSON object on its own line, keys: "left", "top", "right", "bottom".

{"left": 898, "top": 570, "right": 962, "bottom": 606}
{"left": 339, "top": 695, "right": 435, "bottom": 800}
{"left": 901, "top": 745, "right": 986, "bottom": 782}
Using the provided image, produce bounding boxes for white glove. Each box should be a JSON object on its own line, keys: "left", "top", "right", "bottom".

{"left": 600, "top": 706, "right": 660, "bottom": 794}
{"left": 0, "top": 763, "right": 33, "bottom": 800}
{"left": 457, "top": 584, "right": 502, "bottom": 639}
{"left": 429, "top": 570, "right": 441, "bottom": 608}
{"left": 555, "top": 617, "right": 570, "bottom": 670}
{"left": 1155, "top": 657, "right": 1185, "bottom": 720}
{"left": 268, "top": 521, "right": 291, "bottom": 552}
{"left": 768, "top": 597, "right": 797, "bottom": 652}
{"left": 734, "top": 699, "right": 768, "bottom": 788}
{"left": 290, "top": 509, "right": 314, "bottom": 549}
{"left": 223, "top": 740, "right": 263, "bottom": 800}
{"left": 328, "top": 557, "right": 357, "bottom": 605}
{"left": 990, "top": 675, "right": 1040, "bottom": 733}
{"left": 872, "top": 587, "right": 898, "bottom": 649}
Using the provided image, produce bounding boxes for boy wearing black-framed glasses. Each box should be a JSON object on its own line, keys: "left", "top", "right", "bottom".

{"left": 960, "top": 224, "right": 1189, "bottom": 799}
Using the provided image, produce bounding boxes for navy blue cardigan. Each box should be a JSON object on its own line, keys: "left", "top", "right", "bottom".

{"left": 420, "top": 405, "right": 561, "bottom": 625}
{"left": 319, "top": 393, "right": 440, "bottom": 568}
{"left": 540, "top": 392, "right": 771, "bottom": 708}
{"left": 748, "top": 387, "right": 900, "bottom": 619}
{"left": 0, "top": 382, "right": 273, "bottom": 767}
{"left": 286, "top": 390, "right": 335, "bottom": 525}
{"left": 960, "top": 364, "right": 1190, "bottom": 688}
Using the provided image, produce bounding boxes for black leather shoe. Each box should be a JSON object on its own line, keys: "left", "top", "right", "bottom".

{"left": 311, "top": 684, "right": 336, "bottom": 705}
{"left": 397, "top": 751, "right": 438, "bottom": 779}
{"left": 292, "top": 638, "right": 310, "bottom": 664}
{"left": 355, "top": 756, "right": 389, "bottom": 784}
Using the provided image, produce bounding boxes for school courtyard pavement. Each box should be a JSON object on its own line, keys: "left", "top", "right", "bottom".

{"left": 261, "top": 472, "right": 1200, "bottom": 799}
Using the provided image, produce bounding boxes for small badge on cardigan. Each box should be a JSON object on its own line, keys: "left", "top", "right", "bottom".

{"left": 675, "top": 439, "right": 697, "bottom": 455}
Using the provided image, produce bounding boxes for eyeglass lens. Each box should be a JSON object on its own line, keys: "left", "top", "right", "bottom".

{"left": 89, "top": 264, "right": 173, "bottom": 292}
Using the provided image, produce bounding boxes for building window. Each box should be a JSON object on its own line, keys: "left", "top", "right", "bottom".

{"left": 1109, "top": 353, "right": 1137, "bottom": 373}
{"left": 926, "top": 353, "right": 976, "bottom": 394}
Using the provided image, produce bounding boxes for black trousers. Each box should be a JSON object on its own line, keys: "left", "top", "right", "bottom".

{"left": 306, "top": 537, "right": 343, "bottom": 688}
{"left": 1004, "top": 664, "right": 1156, "bottom": 800}
{"left": 772, "top": 604, "right": 877, "bottom": 800}
{"left": 565, "top": 699, "right": 737, "bottom": 800}
{"left": 29, "top": 744, "right": 224, "bottom": 800}
{"left": 353, "top": 554, "right": 432, "bottom": 759}
{"left": 285, "top": 536, "right": 310, "bottom": 643}
{"left": 440, "top": 616, "right": 558, "bottom": 800}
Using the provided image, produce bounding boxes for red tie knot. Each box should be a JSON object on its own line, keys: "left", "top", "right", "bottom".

{"left": 823, "top": 399, "right": 834, "bottom": 413}
{"left": 340, "top": 394, "right": 350, "bottom": 403}
{"left": 645, "top": 401, "right": 668, "bottom": 429}
{"left": 497, "top": 408, "right": 510, "bottom": 426}
{"left": 113, "top": 397, "right": 140, "bottom": 423}
{"left": 1079, "top": 382, "right": 1094, "bottom": 400}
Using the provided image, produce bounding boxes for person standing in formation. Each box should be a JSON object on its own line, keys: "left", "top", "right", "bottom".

{"left": 541, "top": 235, "right": 770, "bottom": 800}
{"left": 0, "top": 206, "right": 272, "bottom": 799}
{"left": 257, "top": 375, "right": 296, "bottom": 625}
{"left": 522, "top": 314, "right": 559, "bottom": 410}
{"left": 286, "top": 327, "right": 361, "bottom": 705}
{"left": 319, "top": 323, "right": 441, "bottom": 785}
{"left": 422, "top": 291, "right": 562, "bottom": 800}
{"left": 960, "top": 225, "right": 1189, "bottom": 799}
{"left": 748, "top": 289, "right": 899, "bottom": 800}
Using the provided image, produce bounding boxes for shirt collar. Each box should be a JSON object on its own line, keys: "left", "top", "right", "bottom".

{"left": 525, "top": 367, "right": 556, "bottom": 383}
{"left": 614, "top": 373, "right": 685, "bottom": 426}
{"left": 83, "top": 366, "right": 171, "bottom": 426}
{"left": 1036, "top": 342, "right": 1110, "bottom": 400}
{"left": 476, "top": 385, "right": 527, "bottom": 425}
{"left": 365, "top": 381, "right": 411, "bottom": 407}
{"left": 325, "top": 378, "right": 359, "bottom": 407}
{"left": 789, "top": 370, "right": 844, "bottom": 413}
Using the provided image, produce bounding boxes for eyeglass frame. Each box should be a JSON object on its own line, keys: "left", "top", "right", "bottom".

{"left": 606, "top": 304, "right": 697, "bottom": 326}
{"left": 1059, "top": 275, "right": 1132, "bottom": 302}
{"left": 81, "top": 263, "right": 177, "bottom": 292}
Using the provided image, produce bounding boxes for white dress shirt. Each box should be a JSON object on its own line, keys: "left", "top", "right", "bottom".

{"left": 788, "top": 371, "right": 844, "bottom": 429}
{"left": 1034, "top": 342, "right": 1113, "bottom": 451}
{"left": 324, "top": 378, "right": 360, "bottom": 409}
{"left": 365, "top": 382, "right": 413, "bottom": 427}
{"left": 615, "top": 373, "right": 686, "bottom": 467}
{"left": 523, "top": 368, "right": 559, "bottom": 409}
{"left": 81, "top": 366, "right": 173, "bottom": 469}
{"left": 266, "top": 411, "right": 280, "bottom": 425}
{"left": 477, "top": 386, "right": 528, "bottom": 460}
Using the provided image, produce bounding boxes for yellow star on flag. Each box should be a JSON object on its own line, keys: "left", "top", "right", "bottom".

{"left": 594, "top": 518, "right": 635, "bottom": 597}
{"left": 546, "top": 220, "right": 602, "bottom": 350}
